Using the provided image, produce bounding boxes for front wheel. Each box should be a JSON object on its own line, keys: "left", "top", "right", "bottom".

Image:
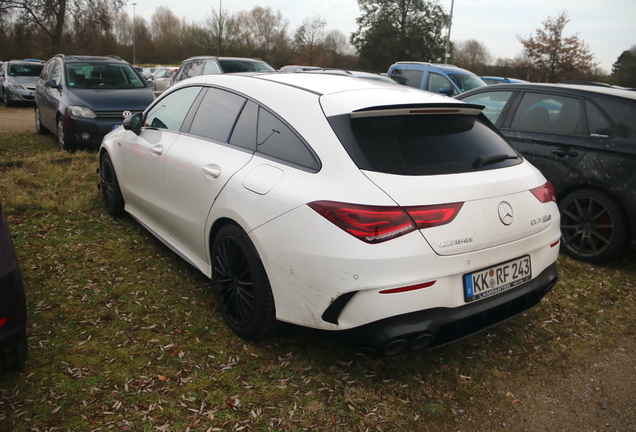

{"left": 559, "top": 189, "right": 627, "bottom": 263}
{"left": 57, "top": 117, "right": 75, "bottom": 152}
{"left": 211, "top": 224, "right": 277, "bottom": 340}
{"left": 99, "top": 153, "right": 125, "bottom": 217}
{"left": 3, "top": 90, "right": 12, "bottom": 107}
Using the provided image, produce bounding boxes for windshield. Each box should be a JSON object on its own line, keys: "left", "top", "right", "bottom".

{"left": 9, "top": 63, "right": 44, "bottom": 77}
{"left": 448, "top": 73, "right": 487, "bottom": 92}
{"left": 65, "top": 63, "right": 147, "bottom": 89}
{"left": 218, "top": 60, "right": 276, "bottom": 73}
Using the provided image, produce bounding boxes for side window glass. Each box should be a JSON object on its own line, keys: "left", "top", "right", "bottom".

{"left": 257, "top": 108, "right": 319, "bottom": 170}
{"left": 391, "top": 69, "right": 423, "bottom": 88}
{"left": 49, "top": 62, "right": 62, "bottom": 85}
{"left": 187, "top": 61, "right": 204, "bottom": 78}
{"left": 229, "top": 101, "right": 258, "bottom": 151}
{"left": 40, "top": 62, "right": 51, "bottom": 81}
{"left": 510, "top": 93, "right": 585, "bottom": 135}
{"left": 145, "top": 86, "right": 202, "bottom": 131}
{"left": 203, "top": 62, "right": 221, "bottom": 75}
{"left": 585, "top": 100, "right": 614, "bottom": 138}
{"left": 428, "top": 72, "right": 457, "bottom": 95}
{"left": 189, "top": 88, "right": 246, "bottom": 142}
{"left": 460, "top": 91, "right": 514, "bottom": 125}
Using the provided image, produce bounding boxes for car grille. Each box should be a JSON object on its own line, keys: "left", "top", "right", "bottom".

{"left": 24, "top": 86, "right": 36, "bottom": 91}
{"left": 95, "top": 111, "right": 127, "bottom": 119}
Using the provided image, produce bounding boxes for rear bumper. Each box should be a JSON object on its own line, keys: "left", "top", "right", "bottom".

{"left": 337, "top": 263, "right": 558, "bottom": 357}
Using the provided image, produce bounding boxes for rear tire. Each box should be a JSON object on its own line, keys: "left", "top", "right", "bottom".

{"left": 35, "top": 107, "right": 47, "bottom": 134}
{"left": 559, "top": 188, "right": 626, "bottom": 263}
{"left": 211, "top": 224, "right": 277, "bottom": 340}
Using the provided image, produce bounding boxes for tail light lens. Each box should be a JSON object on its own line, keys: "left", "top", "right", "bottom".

{"left": 530, "top": 181, "right": 556, "bottom": 203}
{"left": 308, "top": 201, "right": 463, "bottom": 243}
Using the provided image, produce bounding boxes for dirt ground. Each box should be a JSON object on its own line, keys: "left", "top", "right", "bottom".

{"left": 1, "top": 104, "right": 635, "bottom": 431}
{"left": 0, "top": 105, "right": 36, "bottom": 133}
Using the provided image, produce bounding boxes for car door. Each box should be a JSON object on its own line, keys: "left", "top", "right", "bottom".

{"left": 119, "top": 86, "right": 204, "bottom": 232}
{"left": 37, "top": 59, "right": 63, "bottom": 130}
{"left": 499, "top": 91, "right": 589, "bottom": 188}
{"left": 160, "top": 87, "right": 254, "bottom": 261}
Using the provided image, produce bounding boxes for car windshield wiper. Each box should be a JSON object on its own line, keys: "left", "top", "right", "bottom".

{"left": 475, "top": 153, "right": 520, "bottom": 167}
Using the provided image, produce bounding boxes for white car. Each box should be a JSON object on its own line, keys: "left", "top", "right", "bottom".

{"left": 149, "top": 66, "right": 178, "bottom": 96}
{"left": 99, "top": 73, "right": 561, "bottom": 356}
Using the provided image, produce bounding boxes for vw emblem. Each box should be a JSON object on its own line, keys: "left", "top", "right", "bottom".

{"left": 122, "top": 110, "right": 133, "bottom": 119}
{"left": 498, "top": 201, "right": 514, "bottom": 226}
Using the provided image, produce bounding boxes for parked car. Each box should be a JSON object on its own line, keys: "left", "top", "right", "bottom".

{"left": 0, "top": 59, "right": 45, "bottom": 107}
{"left": 170, "top": 56, "right": 276, "bottom": 87}
{"left": 149, "top": 66, "right": 178, "bottom": 96}
{"left": 141, "top": 66, "right": 162, "bottom": 79}
{"left": 457, "top": 83, "right": 636, "bottom": 263}
{"left": 303, "top": 68, "right": 397, "bottom": 84}
{"left": 279, "top": 65, "right": 324, "bottom": 72}
{"left": 34, "top": 54, "right": 155, "bottom": 151}
{"left": 387, "top": 62, "right": 486, "bottom": 95}
{"left": 481, "top": 76, "right": 530, "bottom": 85}
{"left": 99, "top": 73, "right": 560, "bottom": 357}
{"left": 0, "top": 201, "right": 28, "bottom": 374}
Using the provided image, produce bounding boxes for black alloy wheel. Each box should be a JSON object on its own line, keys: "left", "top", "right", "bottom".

{"left": 559, "top": 188, "right": 626, "bottom": 263}
{"left": 99, "top": 153, "right": 125, "bottom": 217}
{"left": 211, "top": 224, "right": 276, "bottom": 340}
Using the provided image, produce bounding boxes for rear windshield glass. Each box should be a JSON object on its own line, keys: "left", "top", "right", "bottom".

{"left": 65, "top": 63, "right": 147, "bottom": 89}
{"left": 328, "top": 113, "right": 522, "bottom": 176}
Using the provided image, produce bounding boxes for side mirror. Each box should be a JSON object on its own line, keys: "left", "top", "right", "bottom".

{"left": 123, "top": 112, "right": 143, "bottom": 134}
{"left": 439, "top": 87, "right": 454, "bottom": 96}
{"left": 43, "top": 79, "right": 61, "bottom": 89}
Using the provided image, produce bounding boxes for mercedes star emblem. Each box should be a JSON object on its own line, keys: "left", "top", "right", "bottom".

{"left": 498, "top": 201, "right": 514, "bottom": 225}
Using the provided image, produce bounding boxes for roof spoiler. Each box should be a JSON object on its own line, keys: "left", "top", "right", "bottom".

{"left": 351, "top": 103, "right": 484, "bottom": 118}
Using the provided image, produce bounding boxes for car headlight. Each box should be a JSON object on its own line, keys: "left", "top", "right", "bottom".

{"left": 68, "top": 106, "right": 97, "bottom": 119}
{"left": 8, "top": 82, "right": 24, "bottom": 90}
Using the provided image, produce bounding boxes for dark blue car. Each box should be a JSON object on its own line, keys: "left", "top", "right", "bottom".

{"left": 0, "top": 201, "right": 27, "bottom": 374}
{"left": 35, "top": 55, "right": 155, "bottom": 151}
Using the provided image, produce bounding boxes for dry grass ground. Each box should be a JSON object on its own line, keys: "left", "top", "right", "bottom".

{"left": 0, "top": 108, "right": 635, "bottom": 431}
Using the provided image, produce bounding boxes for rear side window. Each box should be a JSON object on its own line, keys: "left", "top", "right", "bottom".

{"left": 390, "top": 69, "right": 423, "bottom": 88}
{"left": 256, "top": 108, "right": 319, "bottom": 171}
{"left": 329, "top": 113, "right": 521, "bottom": 176}
{"left": 585, "top": 100, "right": 614, "bottom": 138}
{"left": 203, "top": 62, "right": 221, "bottom": 75}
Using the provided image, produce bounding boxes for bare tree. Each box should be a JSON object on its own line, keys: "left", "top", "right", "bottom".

{"left": 151, "top": 6, "right": 182, "bottom": 64}
{"left": 0, "top": 0, "right": 125, "bottom": 53}
{"left": 236, "top": 6, "right": 288, "bottom": 60}
{"left": 514, "top": 10, "right": 596, "bottom": 82}
{"left": 293, "top": 14, "right": 327, "bottom": 65}
{"left": 192, "top": 6, "right": 241, "bottom": 56}
{"left": 452, "top": 39, "right": 492, "bottom": 75}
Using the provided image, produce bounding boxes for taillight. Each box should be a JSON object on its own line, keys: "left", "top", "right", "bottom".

{"left": 308, "top": 201, "right": 463, "bottom": 243}
{"left": 530, "top": 182, "right": 556, "bottom": 203}
{"left": 0, "top": 317, "right": 6, "bottom": 328}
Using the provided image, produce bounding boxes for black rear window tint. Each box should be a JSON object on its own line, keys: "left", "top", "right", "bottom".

{"left": 329, "top": 113, "right": 521, "bottom": 176}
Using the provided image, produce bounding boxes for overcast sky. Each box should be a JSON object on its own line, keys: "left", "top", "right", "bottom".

{"left": 129, "top": 0, "right": 635, "bottom": 73}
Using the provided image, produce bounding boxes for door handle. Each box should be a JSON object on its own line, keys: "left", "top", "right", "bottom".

{"left": 150, "top": 145, "right": 163, "bottom": 156}
{"left": 552, "top": 149, "right": 578, "bottom": 157}
{"left": 202, "top": 164, "right": 221, "bottom": 178}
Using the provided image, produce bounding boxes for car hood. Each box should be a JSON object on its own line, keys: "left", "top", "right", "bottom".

{"left": 9, "top": 76, "right": 40, "bottom": 86}
{"left": 66, "top": 88, "right": 154, "bottom": 111}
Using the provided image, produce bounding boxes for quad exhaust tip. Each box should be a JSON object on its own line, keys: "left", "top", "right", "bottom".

{"left": 381, "top": 333, "right": 434, "bottom": 357}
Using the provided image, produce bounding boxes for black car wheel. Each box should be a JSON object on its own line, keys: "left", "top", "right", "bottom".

{"left": 211, "top": 224, "right": 277, "bottom": 340}
{"left": 0, "top": 333, "right": 28, "bottom": 374}
{"left": 559, "top": 189, "right": 626, "bottom": 263}
{"left": 57, "top": 117, "right": 74, "bottom": 151}
{"left": 35, "top": 107, "right": 47, "bottom": 135}
{"left": 3, "top": 90, "right": 12, "bottom": 107}
{"left": 99, "top": 153, "right": 125, "bottom": 217}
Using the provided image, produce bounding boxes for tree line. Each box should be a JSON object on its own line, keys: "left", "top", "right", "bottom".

{"left": 0, "top": 0, "right": 633, "bottom": 86}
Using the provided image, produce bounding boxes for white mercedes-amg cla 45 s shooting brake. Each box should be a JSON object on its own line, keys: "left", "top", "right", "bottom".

{"left": 99, "top": 73, "right": 561, "bottom": 357}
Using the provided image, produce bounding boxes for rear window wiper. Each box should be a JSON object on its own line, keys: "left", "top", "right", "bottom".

{"left": 475, "top": 153, "right": 519, "bottom": 167}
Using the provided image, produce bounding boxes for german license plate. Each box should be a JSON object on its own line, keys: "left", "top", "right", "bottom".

{"left": 464, "top": 255, "right": 531, "bottom": 302}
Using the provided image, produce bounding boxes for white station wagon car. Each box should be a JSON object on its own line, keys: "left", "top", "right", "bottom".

{"left": 99, "top": 73, "right": 561, "bottom": 356}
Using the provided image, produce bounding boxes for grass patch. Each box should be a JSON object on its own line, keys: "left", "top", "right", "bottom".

{"left": 1, "top": 131, "right": 635, "bottom": 431}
